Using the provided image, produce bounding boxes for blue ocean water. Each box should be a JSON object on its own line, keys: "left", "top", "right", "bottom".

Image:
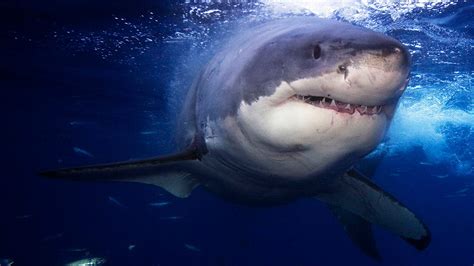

{"left": 1, "top": 0, "right": 473, "bottom": 265}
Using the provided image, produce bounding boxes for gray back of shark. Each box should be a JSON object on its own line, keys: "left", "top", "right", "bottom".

{"left": 41, "top": 17, "right": 430, "bottom": 260}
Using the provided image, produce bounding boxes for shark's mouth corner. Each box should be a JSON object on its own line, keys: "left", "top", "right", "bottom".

{"left": 291, "top": 95, "right": 383, "bottom": 115}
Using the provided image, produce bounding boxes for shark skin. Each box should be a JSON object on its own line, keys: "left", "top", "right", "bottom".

{"left": 41, "top": 17, "right": 430, "bottom": 259}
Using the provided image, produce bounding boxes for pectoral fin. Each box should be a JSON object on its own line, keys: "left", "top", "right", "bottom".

{"left": 328, "top": 205, "right": 381, "bottom": 260}
{"left": 40, "top": 145, "right": 203, "bottom": 198}
{"left": 122, "top": 171, "right": 199, "bottom": 198}
{"left": 317, "top": 169, "right": 430, "bottom": 250}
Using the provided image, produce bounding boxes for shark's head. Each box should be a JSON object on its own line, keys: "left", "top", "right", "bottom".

{"left": 231, "top": 18, "right": 410, "bottom": 178}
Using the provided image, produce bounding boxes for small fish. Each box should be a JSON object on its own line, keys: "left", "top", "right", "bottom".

{"left": 128, "top": 244, "right": 136, "bottom": 251}
{"left": 160, "top": 216, "right": 182, "bottom": 220}
{"left": 0, "top": 258, "right": 14, "bottom": 266}
{"left": 73, "top": 147, "right": 94, "bottom": 158}
{"left": 148, "top": 202, "right": 171, "bottom": 207}
{"left": 140, "top": 131, "right": 157, "bottom": 135}
{"left": 419, "top": 161, "right": 433, "bottom": 166}
{"left": 69, "top": 121, "right": 89, "bottom": 126}
{"left": 455, "top": 188, "right": 469, "bottom": 194}
{"left": 444, "top": 194, "right": 467, "bottom": 198}
{"left": 64, "top": 257, "right": 106, "bottom": 266}
{"left": 108, "top": 196, "right": 127, "bottom": 208}
{"left": 15, "top": 214, "right": 32, "bottom": 220}
{"left": 41, "top": 232, "right": 64, "bottom": 242}
{"left": 184, "top": 243, "right": 201, "bottom": 252}
{"left": 62, "top": 248, "right": 88, "bottom": 253}
{"left": 435, "top": 174, "right": 448, "bottom": 179}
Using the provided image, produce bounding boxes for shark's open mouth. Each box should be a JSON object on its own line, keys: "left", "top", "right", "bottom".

{"left": 292, "top": 95, "right": 383, "bottom": 115}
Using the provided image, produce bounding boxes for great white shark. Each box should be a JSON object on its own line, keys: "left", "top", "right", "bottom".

{"left": 41, "top": 17, "right": 430, "bottom": 259}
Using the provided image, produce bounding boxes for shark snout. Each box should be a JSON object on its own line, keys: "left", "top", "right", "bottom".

{"left": 333, "top": 39, "right": 411, "bottom": 107}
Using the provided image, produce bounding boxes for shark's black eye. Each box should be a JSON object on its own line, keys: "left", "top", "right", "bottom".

{"left": 313, "top": 45, "right": 321, "bottom": 60}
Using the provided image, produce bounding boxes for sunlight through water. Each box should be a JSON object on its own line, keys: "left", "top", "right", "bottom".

{"left": 28, "top": 0, "right": 472, "bottom": 176}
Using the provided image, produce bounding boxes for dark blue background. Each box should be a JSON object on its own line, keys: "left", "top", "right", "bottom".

{"left": 1, "top": 1, "right": 473, "bottom": 265}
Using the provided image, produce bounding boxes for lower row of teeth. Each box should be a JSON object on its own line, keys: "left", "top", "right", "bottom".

{"left": 294, "top": 95, "right": 382, "bottom": 115}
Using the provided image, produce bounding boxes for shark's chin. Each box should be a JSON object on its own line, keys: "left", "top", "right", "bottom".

{"left": 236, "top": 97, "right": 389, "bottom": 177}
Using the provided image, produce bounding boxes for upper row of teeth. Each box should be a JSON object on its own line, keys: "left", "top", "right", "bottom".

{"left": 294, "top": 95, "right": 382, "bottom": 114}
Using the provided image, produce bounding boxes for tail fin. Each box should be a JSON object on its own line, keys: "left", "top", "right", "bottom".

{"left": 40, "top": 146, "right": 202, "bottom": 198}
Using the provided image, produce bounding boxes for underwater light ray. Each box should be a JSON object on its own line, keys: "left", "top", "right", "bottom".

{"left": 261, "top": 0, "right": 459, "bottom": 19}
{"left": 27, "top": 0, "right": 472, "bottom": 177}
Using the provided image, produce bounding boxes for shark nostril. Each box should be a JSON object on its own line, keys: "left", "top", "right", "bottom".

{"left": 338, "top": 65, "right": 349, "bottom": 79}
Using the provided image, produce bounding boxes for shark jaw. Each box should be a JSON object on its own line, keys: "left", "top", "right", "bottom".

{"left": 232, "top": 80, "right": 389, "bottom": 179}
{"left": 290, "top": 95, "right": 383, "bottom": 116}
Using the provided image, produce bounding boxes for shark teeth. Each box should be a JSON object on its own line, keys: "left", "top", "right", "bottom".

{"left": 292, "top": 95, "right": 383, "bottom": 116}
